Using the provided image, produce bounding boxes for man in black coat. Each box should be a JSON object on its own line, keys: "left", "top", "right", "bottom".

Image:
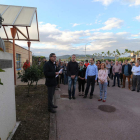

{"left": 122, "top": 60, "right": 132, "bottom": 90}
{"left": 44, "top": 53, "right": 59, "bottom": 113}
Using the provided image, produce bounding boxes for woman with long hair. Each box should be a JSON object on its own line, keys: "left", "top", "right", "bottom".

{"left": 78, "top": 61, "right": 86, "bottom": 96}
{"left": 98, "top": 63, "right": 108, "bottom": 102}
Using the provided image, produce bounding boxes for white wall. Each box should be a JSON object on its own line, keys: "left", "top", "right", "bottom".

{"left": 0, "top": 51, "right": 16, "bottom": 140}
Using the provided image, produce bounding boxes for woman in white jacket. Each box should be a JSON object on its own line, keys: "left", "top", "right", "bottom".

{"left": 98, "top": 63, "right": 108, "bottom": 102}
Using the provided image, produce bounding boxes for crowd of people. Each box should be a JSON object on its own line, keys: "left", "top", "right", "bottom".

{"left": 44, "top": 53, "right": 140, "bottom": 113}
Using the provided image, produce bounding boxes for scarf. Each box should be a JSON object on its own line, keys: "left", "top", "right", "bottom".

{"left": 80, "top": 66, "right": 84, "bottom": 70}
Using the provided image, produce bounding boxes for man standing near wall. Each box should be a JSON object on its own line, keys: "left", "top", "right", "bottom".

{"left": 84, "top": 58, "right": 98, "bottom": 99}
{"left": 44, "top": 53, "right": 59, "bottom": 113}
{"left": 122, "top": 60, "right": 132, "bottom": 90}
{"left": 67, "top": 54, "right": 79, "bottom": 99}
{"left": 23, "top": 59, "right": 30, "bottom": 70}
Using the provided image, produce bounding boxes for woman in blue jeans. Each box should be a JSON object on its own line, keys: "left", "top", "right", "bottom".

{"left": 98, "top": 63, "right": 108, "bottom": 102}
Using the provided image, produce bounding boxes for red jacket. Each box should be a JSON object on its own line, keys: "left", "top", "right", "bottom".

{"left": 85, "top": 63, "right": 89, "bottom": 68}
{"left": 23, "top": 62, "right": 30, "bottom": 70}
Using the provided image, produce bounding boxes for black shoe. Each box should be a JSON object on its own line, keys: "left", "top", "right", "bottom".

{"left": 90, "top": 96, "right": 93, "bottom": 99}
{"left": 118, "top": 86, "right": 120, "bottom": 88}
{"left": 132, "top": 89, "right": 135, "bottom": 91}
{"left": 48, "top": 109, "right": 56, "bottom": 113}
{"left": 112, "top": 85, "right": 115, "bottom": 87}
{"left": 52, "top": 105, "right": 58, "bottom": 108}
{"left": 69, "top": 97, "right": 71, "bottom": 100}
{"left": 137, "top": 90, "right": 139, "bottom": 92}
{"left": 83, "top": 95, "right": 87, "bottom": 98}
{"left": 72, "top": 96, "right": 76, "bottom": 99}
{"left": 108, "top": 85, "right": 110, "bottom": 87}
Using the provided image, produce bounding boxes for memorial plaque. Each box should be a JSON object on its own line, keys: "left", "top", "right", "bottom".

{"left": 0, "top": 59, "right": 12, "bottom": 69}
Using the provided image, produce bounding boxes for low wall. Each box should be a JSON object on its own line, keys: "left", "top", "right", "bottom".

{"left": 0, "top": 51, "right": 16, "bottom": 140}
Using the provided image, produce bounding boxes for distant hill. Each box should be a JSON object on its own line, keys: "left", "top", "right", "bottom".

{"left": 51, "top": 54, "right": 115, "bottom": 60}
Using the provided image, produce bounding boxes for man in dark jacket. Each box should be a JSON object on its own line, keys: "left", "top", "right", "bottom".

{"left": 122, "top": 60, "right": 132, "bottom": 90}
{"left": 44, "top": 53, "right": 59, "bottom": 113}
{"left": 67, "top": 54, "right": 79, "bottom": 99}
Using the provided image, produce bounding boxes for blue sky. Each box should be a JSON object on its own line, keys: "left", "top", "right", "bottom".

{"left": 1, "top": 0, "right": 140, "bottom": 57}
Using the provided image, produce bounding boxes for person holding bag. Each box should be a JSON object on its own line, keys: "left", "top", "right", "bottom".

{"left": 98, "top": 63, "right": 108, "bottom": 102}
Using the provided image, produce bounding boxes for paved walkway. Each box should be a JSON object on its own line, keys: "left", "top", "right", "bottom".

{"left": 55, "top": 81, "right": 140, "bottom": 140}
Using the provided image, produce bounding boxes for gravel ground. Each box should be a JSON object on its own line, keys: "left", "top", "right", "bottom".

{"left": 12, "top": 85, "right": 50, "bottom": 140}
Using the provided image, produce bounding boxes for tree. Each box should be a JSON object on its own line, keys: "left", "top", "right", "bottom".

{"left": 68, "top": 57, "right": 71, "bottom": 62}
{"left": 112, "top": 49, "right": 122, "bottom": 62}
{"left": 18, "top": 65, "right": 42, "bottom": 96}
{"left": 125, "top": 49, "right": 140, "bottom": 62}
{"left": 117, "top": 57, "right": 131, "bottom": 62}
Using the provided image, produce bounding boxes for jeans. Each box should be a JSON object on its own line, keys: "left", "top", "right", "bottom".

{"left": 132, "top": 75, "right": 140, "bottom": 90}
{"left": 64, "top": 73, "right": 68, "bottom": 85}
{"left": 99, "top": 82, "right": 107, "bottom": 100}
{"left": 68, "top": 76, "right": 77, "bottom": 97}
{"left": 113, "top": 73, "right": 120, "bottom": 86}
{"left": 47, "top": 86, "right": 55, "bottom": 110}
{"left": 85, "top": 76, "right": 95, "bottom": 96}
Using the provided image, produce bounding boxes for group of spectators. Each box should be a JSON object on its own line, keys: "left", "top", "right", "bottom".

{"left": 43, "top": 53, "right": 140, "bottom": 113}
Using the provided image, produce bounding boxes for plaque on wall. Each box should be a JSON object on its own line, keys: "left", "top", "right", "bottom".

{"left": 0, "top": 59, "right": 12, "bottom": 69}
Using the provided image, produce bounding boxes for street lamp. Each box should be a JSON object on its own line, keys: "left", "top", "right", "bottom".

{"left": 0, "top": 14, "right": 4, "bottom": 28}
{"left": 85, "top": 42, "right": 91, "bottom": 61}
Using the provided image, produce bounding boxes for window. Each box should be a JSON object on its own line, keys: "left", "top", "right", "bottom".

{"left": 16, "top": 53, "right": 21, "bottom": 70}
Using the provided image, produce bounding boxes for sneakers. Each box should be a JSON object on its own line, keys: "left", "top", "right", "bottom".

{"left": 98, "top": 99, "right": 102, "bottom": 101}
{"left": 103, "top": 100, "right": 106, "bottom": 102}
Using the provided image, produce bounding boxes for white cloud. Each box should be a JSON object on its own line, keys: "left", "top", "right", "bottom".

{"left": 86, "top": 23, "right": 93, "bottom": 25}
{"left": 14, "top": 22, "right": 140, "bottom": 57}
{"left": 72, "top": 23, "right": 81, "bottom": 27}
{"left": 92, "top": 0, "right": 114, "bottom": 6}
{"left": 135, "top": 15, "right": 140, "bottom": 21}
{"left": 123, "top": 0, "right": 140, "bottom": 6}
{"left": 100, "top": 18, "right": 124, "bottom": 30}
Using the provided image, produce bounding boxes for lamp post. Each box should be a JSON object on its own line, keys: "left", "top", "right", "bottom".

{"left": 85, "top": 42, "right": 91, "bottom": 62}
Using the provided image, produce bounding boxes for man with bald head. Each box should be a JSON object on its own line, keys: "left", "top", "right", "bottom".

{"left": 112, "top": 61, "right": 122, "bottom": 87}
{"left": 131, "top": 62, "right": 140, "bottom": 92}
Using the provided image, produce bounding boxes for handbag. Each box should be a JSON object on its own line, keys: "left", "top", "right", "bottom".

{"left": 107, "top": 76, "right": 110, "bottom": 81}
{"left": 106, "top": 70, "right": 110, "bottom": 81}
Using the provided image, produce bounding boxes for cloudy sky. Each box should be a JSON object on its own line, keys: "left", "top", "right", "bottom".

{"left": 1, "top": 0, "right": 140, "bottom": 57}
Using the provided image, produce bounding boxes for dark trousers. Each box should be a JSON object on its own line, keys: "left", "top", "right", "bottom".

{"left": 132, "top": 75, "right": 140, "bottom": 90}
{"left": 113, "top": 73, "right": 120, "bottom": 86}
{"left": 78, "top": 79, "right": 85, "bottom": 92}
{"left": 123, "top": 74, "right": 131, "bottom": 89}
{"left": 85, "top": 76, "right": 95, "bottom": 96}
{"left": 60, "top": 74, "right": 64, "bottom": 84}
{"left": 108, "top": 74, "right": 110, "bottom": 86}
{"left": 47, "top": 86, "right": 55, "bottom": 110}
{"left": 120, "top": 73, "right": 123, "bottom": 84}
